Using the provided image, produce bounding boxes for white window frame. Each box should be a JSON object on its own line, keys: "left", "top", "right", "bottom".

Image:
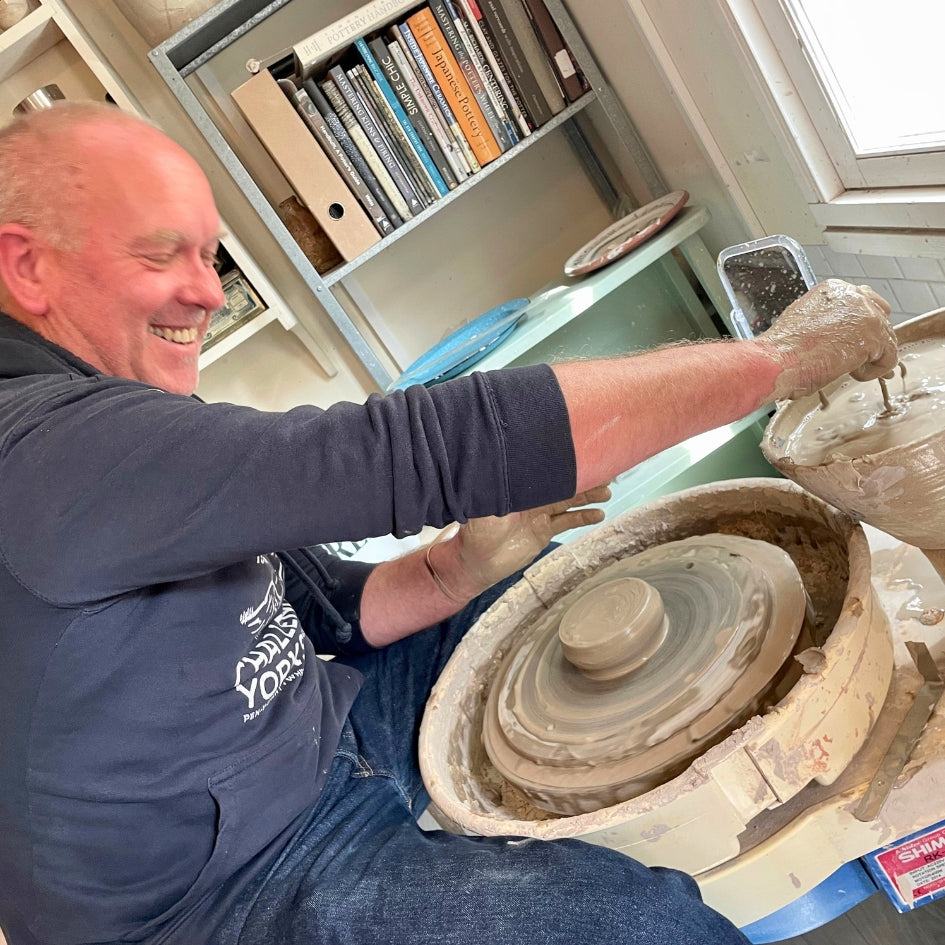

{"left": 721, "top": 0, "right": 945, "bottom": 248}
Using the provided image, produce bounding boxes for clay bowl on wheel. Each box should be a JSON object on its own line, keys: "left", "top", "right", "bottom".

{"left": 419, "top": 479, "right": 892, "bottom": 877}
{"left": 762, "top": 307, "right": 945, "bottom": 573}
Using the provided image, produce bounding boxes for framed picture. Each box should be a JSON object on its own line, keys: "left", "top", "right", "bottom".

{"left": 202, "top": 268, "right": 266, "bottom": 350}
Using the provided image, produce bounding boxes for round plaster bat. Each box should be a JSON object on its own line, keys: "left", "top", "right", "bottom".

{"left": 481, "top": 534, "right": 806, "bottom": 815}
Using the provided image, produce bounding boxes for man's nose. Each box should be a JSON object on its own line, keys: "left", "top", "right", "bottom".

{"left": 180, "top": 257, "right": 226, "bottom": 313}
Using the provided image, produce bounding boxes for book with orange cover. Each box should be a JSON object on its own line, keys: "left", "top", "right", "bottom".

{"left": 406, "top": 6, "right": 502, "bottom": 166}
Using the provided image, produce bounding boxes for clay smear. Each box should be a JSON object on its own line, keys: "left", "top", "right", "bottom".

{"left": 482, "top": 534, "right": 805, "bottom": 815}
{"left": 784, "top": 339, "right": 945, "bottom": 466}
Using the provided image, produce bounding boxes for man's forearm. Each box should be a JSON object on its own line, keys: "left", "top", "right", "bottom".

{"left": 355, "top": 281, "right": 899, "bottom": 646}
{"left": 356, "top": 333, "right": 773, "bottom": 647}
{"left": 358, "top": 536, "right": 477, "bottom": 647}
{"left": 555, "top": 339, "right": 779, "bottom": 493}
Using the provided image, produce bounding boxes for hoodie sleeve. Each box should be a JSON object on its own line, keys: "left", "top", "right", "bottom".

{"left": 0, "top": 364, "right": 576, "bottom": 605}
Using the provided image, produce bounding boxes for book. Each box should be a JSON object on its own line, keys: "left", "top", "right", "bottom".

{"left": 488, "top": 0, "right": 564, "bottom": 120}
{"left": 387, "top": 36, "right": 471, "bottom": 184}
{"left": 355, "top": 35, "right": 451, "bottom": 197}
{"left": 278, "top": 78, "right": 395, "bottom": 237}
{"left": 368, "top": 35, "right": 459, "bottom": 190}
{"left": 231, "top": 69, "right": 379, "bottom": 263}
{"left": 394, "top": 22, "right": 480, "bottom": 174}
{"left": 455, "top": 0, "right": 532, "bottom": 137}
{"left": 476, "top": 0, "right": 553, "bottom": 126}
{"left": 446, "top": 0, "right": 522, "bottom": 145}
{"left": 349, "top": 63, "right": 436, "bottom": 205}
{"left": 430, "top": 0, "right": 514, "bottom": 151}
{"left": 405, "top": 7, "right": 503, "bottom": 166}
{"left": 303, "top": 76, "right": 405, "bottom": 229}
{"left": 328, "top": 63, "right": 425, "bottom": 216}
{"left": 320, "top": 76, "right": 413, "bottom": 222}
{"left": 520, "top": 0, "right": 587, "bottom": 102}
{"left": 293, "top": 0, "right": 422, "bottom": 78}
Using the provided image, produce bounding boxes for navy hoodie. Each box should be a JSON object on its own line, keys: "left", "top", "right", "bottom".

{"left": 0, "top": 312, "right": 575, "bottom": 944}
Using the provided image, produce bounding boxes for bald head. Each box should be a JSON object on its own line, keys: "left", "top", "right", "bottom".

{"left": 0, "top": 103, "right": 206, "bottom": 252}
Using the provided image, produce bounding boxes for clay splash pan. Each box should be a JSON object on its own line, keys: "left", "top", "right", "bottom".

{"left": 419, "top": 479, "right": 892, "bottom": 878}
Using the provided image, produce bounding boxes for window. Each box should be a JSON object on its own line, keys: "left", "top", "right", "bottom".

{"left": 724, "top": 0, "right": 945, "bottom": 228}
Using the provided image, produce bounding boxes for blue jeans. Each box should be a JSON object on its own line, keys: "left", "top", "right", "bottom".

{"left": 224, "top": 573, "right": 750, "bottom": 945}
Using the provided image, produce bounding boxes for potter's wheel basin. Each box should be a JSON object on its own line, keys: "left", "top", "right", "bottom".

{"left": 419, "top": 479, "right": 893, "bottom": 877}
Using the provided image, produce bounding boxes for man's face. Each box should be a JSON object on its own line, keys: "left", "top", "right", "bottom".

{"left": 40, "top": 124, "right": 227, "bottom": 395}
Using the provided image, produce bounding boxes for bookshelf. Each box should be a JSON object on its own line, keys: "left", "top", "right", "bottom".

{"left": 0, "top": 0, "right": 338, "bottom": 377}
{"left": 146, "top": 0, "right": 735, "bottom": 390}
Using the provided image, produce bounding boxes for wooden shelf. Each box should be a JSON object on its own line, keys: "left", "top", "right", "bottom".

{"left": 0, "top": 5, "right": 58, "bottom": 83}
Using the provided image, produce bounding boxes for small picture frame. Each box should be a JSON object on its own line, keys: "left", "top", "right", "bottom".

{"left": 202, "top": 270, "right": 266, "bottom": 350}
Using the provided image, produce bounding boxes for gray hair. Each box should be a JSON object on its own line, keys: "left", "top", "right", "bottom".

{"left": 0, "top": 102, "right": 158, "bottom": 251}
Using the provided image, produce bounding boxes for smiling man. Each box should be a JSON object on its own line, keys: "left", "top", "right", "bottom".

{"left": 0, "top": 110, "right": 224, "bottom": 394}
{"left": 0, "top": 104, "right": 898, "bottom": 945}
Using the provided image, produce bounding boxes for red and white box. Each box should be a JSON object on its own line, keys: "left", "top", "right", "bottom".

{"left": 861, "top": 819, "right": 945, "bottom": 912}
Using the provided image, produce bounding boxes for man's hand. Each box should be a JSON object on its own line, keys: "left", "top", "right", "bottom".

{"left": 427, "top": 486, "right": 612, "bottom": 602}
{"left": 759, "top": 279, "right": 898, "bottom": 401}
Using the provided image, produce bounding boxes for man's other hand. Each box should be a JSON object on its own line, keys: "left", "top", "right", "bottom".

{"left": 759, "top": 278, "right": 898, "bottom": 401}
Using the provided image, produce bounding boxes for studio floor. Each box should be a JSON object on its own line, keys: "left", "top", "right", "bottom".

{"left": 774, "top": 892, "right": 945, "bottom": 945}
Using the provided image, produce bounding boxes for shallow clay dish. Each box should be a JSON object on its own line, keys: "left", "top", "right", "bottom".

{"left": 563, "top": 190, "right": 689, "bottom": 277}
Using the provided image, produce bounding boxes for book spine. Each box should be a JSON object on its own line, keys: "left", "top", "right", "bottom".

{"left": 491, "top": 0, "right": 564, "bottom": 118}
{"left": 356, "top": 35, "right": 451, "bottom": 197}
{"left": 350, "top": 64, "right": 435, "bottom": 206}
{"left": 456, "top": 0, "right": 533, "bottom": 137}
{"left": 343, "top": 66, "right": 424, "bottom": 208}
{"left": 395, "top": 23, "right": 480, "bottom": 174}
{"left": 303, "top": 77, "right": 405, "bottom": 229}
{"left": 477, "top": 0, "right": 551, "bottom": 125}
{"left": 321, "top": 76, "right": 413, "bottom": 222}
{"left": 519, "top": 0, "right": 586, "bottom": 102}
{"left": 279, "top": 79, "right": 395, "bottom": 237}
{"left": 387, "top": 36, "right": 470, "bottom": 183}
{"left": 328, "top": 64, "right": 425, "bottom": 216}
{"left": 368, "top": 35, "right": 458, "bottom": 191}
{"left": 447, "top": 0, "right": 521, "bottom": 145}
{"left": 430, "top": 0, "right": 513, "bottom": 151}
{"left": 293, "top": 0, "right": 421, "bottom": 77}
{"left": 405, "top": 7, "right": 503, "bottom": 166}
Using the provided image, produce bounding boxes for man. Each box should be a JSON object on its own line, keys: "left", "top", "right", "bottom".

{"left": 0, "top": 104, "right": 897, "bottom": 945}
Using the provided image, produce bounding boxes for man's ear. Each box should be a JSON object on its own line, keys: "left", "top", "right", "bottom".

{"left": 0, "top": 224, "right": 51, "bottom": 317}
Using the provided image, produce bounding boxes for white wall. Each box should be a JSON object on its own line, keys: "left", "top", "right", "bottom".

{"left": 564, "top": 0, "right": 944, "bottom": 322}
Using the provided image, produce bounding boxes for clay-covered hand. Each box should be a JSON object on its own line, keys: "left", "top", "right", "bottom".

{"left": 432, "top": 486, "right": 612, "bottom": 601}
{"left": 758, "top": 279, "right": 898, "bottom": 401}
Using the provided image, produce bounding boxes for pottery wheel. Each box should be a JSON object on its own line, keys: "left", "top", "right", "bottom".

{"left": 482, "top": 534, "right": 807, "bottom": 815}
